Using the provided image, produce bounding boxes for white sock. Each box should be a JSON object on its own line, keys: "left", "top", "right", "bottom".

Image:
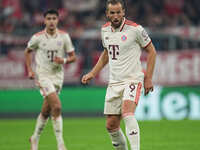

{"left": 32, "top": 114, "right": 48, "bottom": 139}
{"left": 52, "top": 115, "right": 65, "bottom": 147}
{"left": 108, "top": 128, "right": 128, "bottom": 150}
{"left": 123, "top": 115, "right": 140, "bottom": 150}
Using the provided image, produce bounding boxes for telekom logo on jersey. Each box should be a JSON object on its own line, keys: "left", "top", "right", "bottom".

{"left": 47, "top": 50, "right": 58, "bottom": 62}
{"left": 109, "top": 45, "right": 119, "bottom": 60}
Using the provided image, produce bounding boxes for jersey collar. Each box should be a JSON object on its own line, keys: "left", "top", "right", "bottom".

{"left": 44, "top": 28, "right": 58, "bottom": 39}
{"left": 111, "top": 17, "right": 126, "bottom": 32}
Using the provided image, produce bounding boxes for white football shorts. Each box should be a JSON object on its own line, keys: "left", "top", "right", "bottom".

{"left": 36, "top": 76, "right": 63, "bottom": 97}
{"left": 104, "top": 82, "right": 143, "bottom": 115}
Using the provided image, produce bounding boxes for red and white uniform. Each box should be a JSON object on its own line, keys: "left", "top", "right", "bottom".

{"left": 101, "top": 18, "right": 151, "bottom": 114}
{"left": 27, "top": 29, "right": 74, "bottom": 96}
{"left": 101, "top": 18, "right": 151, "bottom": 85}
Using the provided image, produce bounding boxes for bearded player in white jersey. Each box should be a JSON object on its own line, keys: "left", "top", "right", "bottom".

{"left": 24, "top": 9, "right": 76, "bottom": 150}
{"left": 82, "top": 0, "right": 156, "bottom": 150}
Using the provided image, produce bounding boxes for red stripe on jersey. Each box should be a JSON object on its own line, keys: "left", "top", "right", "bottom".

{"left": 143, "top": 40, "right": 152, "bottom": 49}
{"left": 102, "top": 22, "right": 111, "bottom": 28}
{"left": 34, "top": 30, "right": 45, "bottom": 36}
{"left": 119, "top": 20, "right": 126, "bottom": 32}
{"left": 134, "top": 82, "right": 142, "bottom": 105}
{"left": 125, "top": 19, "right": 138, "bottom": 27}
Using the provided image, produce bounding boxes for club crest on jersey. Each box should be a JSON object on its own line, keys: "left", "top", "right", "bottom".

{"left": 105, "top": 37, "right": 109, "bottom": 40}
{"left": 121, "top": 35, "right": 127, "bottom": 41}
{"left": 57, "top": 41, "right": 62, "bottom": 46}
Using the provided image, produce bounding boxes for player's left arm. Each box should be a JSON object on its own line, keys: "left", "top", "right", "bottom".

{"left": 143, "top": 42, "right": 157, "bottom": 95}
{"left": 54, "top": 33, "right": 76, "bottom": 64}
{"left": 53, "top": 51, "right": 76, "bottom": 64}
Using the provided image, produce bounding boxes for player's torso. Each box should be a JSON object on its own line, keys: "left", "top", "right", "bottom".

{"left": 103, "top": 28, "right": 139, "bottom": 63}
{"left": 37, "top": 34, "right": 65, "bottom": 61}
{"left": 102, "top": 25, "right": 143, "bottom": 84}
{"left": 35, "top": 33, "right": 65, "bottom": 75}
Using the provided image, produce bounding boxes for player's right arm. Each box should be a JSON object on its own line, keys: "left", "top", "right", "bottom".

{"left": 81, "top": 49, "right": 109, "bottom": 84}
{"left": 24, "top": 34, "right": 39, "bottom": 79}
{"left": 24, "top": 48, "right": 35, "bottom": 79}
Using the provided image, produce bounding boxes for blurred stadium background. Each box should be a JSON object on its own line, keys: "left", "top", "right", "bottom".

{"left": 0, "top": 0, "right": 200, "bottom": 149}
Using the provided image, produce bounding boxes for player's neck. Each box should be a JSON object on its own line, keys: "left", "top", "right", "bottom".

{"left": 111, "top": 17, "right": 125, "bottom": 31}
{"left": 111, "top": 21, "right": 122, "bottom": 29}
{"left": 46, "top": 28, "right": 57, "bottom": 36}
{"left": 111, "top": 24, "right": 119, "bottom": 30}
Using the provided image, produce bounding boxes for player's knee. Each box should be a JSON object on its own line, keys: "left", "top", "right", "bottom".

{"left": 52, "top": 104, "right": 61, "bottom": 115}
{"left": 41, "top": 112, "right": 50, "bottom": 119}
{"left": 106, "top": 121, "right": 119, "bottom": 131}
{"left": 122, "top": 100, "right": 136, "bottom": 115}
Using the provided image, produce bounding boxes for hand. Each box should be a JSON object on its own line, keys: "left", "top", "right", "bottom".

{"left": 81, "top": 72, "right": 95, "bottom": 84}
{"left": 144, "top": 77, "right": 153, "bottom": 96}
{"left": 28, "top": 70, "right": 35, "bottom": 80}
{"left": 53, "top": 56, "right": 64, "bottom": 64}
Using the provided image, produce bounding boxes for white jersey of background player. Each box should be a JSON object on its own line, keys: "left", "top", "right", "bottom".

{"left": 25, "top": 9, "right": 76, "bottom": 150}
{"left": 27, "top": 29, "right": 74, "bottom": 92}
{"left": 101, "top": 18, "right": 151, "bottom": 85}
{"left": 82, "top": 1, "right": 156, "bottom": 150}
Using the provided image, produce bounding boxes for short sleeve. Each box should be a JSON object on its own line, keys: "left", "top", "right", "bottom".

{"left": 136, "top": 25, "right": 151, "bottom": 48}
{"left": 64, "top": 34, "right": 74, "bottom": 53}
{"left": 101, "top": 28, "right": 106, "bottom": 49}
{"left": 27, "top": 35, "right": 39, "bottom": 50}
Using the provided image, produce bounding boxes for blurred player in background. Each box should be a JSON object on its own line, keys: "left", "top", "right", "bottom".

{"left": 82, "top": 0, "right": 156, "bottom": 150}
{"left": 24, "top": 9, "right": 76, "bottom": 150}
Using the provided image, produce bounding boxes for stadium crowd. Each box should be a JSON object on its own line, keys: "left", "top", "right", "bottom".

{"left": 1, "top": 0, "right": 200, "bottom": 35}
{"left": 0, "top": 0, "right": 200, "bottom": 55}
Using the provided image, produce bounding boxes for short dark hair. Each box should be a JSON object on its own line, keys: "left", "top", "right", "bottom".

{"left": 43, "top": 9, "right": 59, "bottom": 17}
{"left": 106, "top": 0, "right": 125, "bottom": 11}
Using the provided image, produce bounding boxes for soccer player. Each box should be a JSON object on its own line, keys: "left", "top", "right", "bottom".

{"left": 24, "top": 9, "right": 76, "bottom": 150}
{"left": 81, "top": 0, "right": 156, "bottom": 150}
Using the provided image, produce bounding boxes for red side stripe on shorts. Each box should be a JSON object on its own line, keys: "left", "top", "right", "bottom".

{"left": 134, "top": 82, "right": 142, "bottom": 105}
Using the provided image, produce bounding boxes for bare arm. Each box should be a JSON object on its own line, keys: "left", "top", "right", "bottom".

{"left": 66, "top": 51, "right": 76, "bottom": 63}
{"left": 53, "top": 51, "right": 76, "bottom": 64}
{"left": 24, "top": 48, "right": 35, "bottom": 79}
{"left": 81, "top": 49, "right": 109, "bottom": 84}
{"left": 143, "top": 42, "right": 156, "bottom": 95}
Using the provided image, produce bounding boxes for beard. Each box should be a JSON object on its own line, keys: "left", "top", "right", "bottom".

{"left": 111, "top": 18, "right": 123, "bottom": 29}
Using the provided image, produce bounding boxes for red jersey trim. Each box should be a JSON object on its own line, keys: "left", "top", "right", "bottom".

{"left": 143, "top": 40, "right": 152, "bottom": 49}
{"left": 125, "top": 19, "right": 138, "bottom": 27}
{"left": 119, "top": 18, "right": 126, "bottom": 32}
{"left": 120, "top": 19, "right": 138, "bottom": 32}
{"left": 102, "top": 22, "right": 111, "bottom": 28}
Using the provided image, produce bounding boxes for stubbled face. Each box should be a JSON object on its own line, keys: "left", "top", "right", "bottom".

{"left": 44, "top": 14, "right": 58, "bottom": 31}
{"left": 106, "top": 2, "right": 125, "bottom": 29}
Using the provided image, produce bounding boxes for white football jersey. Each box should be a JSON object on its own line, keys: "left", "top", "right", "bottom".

{"left": 101, "top": 18, "right": 151, "bottom": 85}
{"left": 27, "top": 29, "right": 74, "bottom": 79}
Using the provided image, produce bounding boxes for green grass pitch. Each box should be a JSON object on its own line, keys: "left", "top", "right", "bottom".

{"left": 0, "top": 118, "right": 199, "bottom": 150}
